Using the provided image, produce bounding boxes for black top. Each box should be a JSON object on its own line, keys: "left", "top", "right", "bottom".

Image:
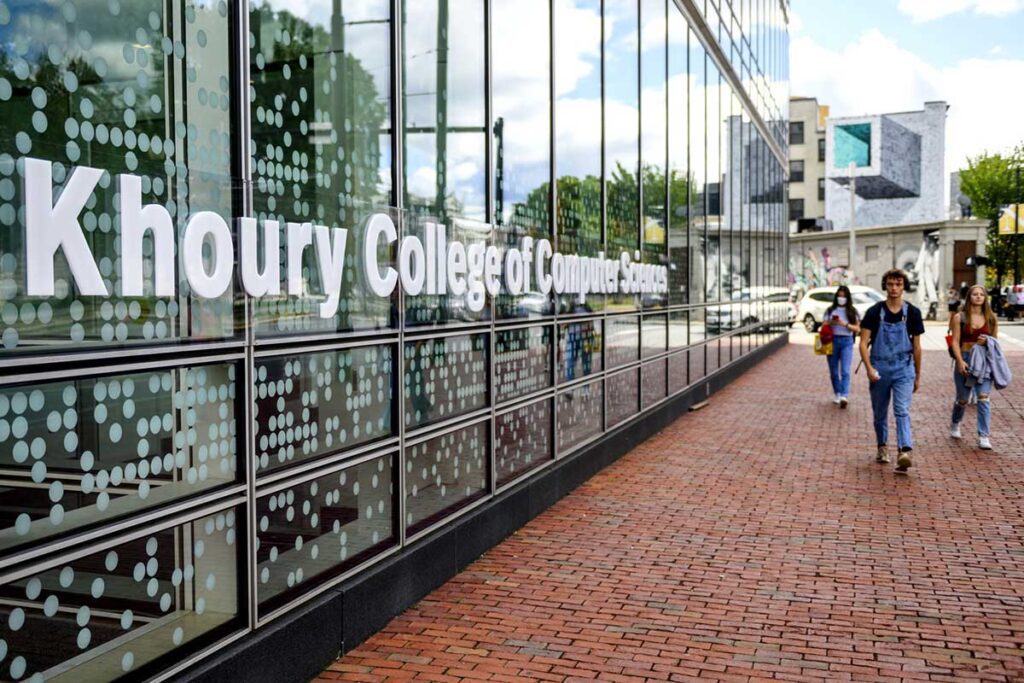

{"left": 861, "top": 300, "right": 925, "bottom": 339}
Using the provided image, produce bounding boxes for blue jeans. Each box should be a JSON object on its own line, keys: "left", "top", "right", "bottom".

{"left": 869, "top": 361, "right": 916, "bottom": 449}
{"left": 827, "top": 336, "right": 855, "bottom": 397}
{"left": 952, "top": 369, "right": 991, "bottom": 436}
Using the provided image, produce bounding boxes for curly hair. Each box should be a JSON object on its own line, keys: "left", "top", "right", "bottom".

{"left": 880, "top": 268, "right": 909, "bottom": 290}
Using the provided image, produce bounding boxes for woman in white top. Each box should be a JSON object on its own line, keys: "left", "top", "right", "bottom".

{"left": 824, "top": 285, "right": 861, "bottom": 407}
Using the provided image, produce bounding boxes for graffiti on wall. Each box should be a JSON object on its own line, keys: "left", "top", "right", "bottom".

{"left": 788, "top": 246, "right": 855, "bottom": 292}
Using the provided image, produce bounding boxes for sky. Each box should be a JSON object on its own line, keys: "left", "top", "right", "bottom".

{"left": 790, "top": 0, "right": 1024, "bottom": 173}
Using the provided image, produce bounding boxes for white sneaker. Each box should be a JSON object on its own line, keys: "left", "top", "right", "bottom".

{"left": 979, "top": 436, "right": 992, "bottom": 450}
{"left": 950, "top": 422, "right": 962, "bottom": 439}
{"left": 832, "top": 394, "right": 841, "bottom": 405}
{"left": 838, "top": 396, "right": 848, "bottom": 409}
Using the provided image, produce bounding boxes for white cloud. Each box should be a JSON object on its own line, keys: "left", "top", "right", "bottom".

{"left": 791, "top": 28, "right": 1024, "bottom": 171}
{"left": 897, "top": 0, "right": 1024, "bottom": 22}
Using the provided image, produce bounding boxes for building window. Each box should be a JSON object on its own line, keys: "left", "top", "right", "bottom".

{"left": 789, "top": 121, "right": 804, "bottom": 145}
{"left": 834, "top": 123, "right": 871, "bottom": 168}
{"left": 818, "top": 177, "right": 825, "bottom": 201}
{"left": 818, "top": 138, "right": 826, "bottom": 162}
{"left": 789, "top": 160, "right": 804, "bottom": 183}
{"left": 789, "top": 198, "right": 805, "bottom": 221}
{"left": 866, "top": 245, "right": 879, "bottom": 262}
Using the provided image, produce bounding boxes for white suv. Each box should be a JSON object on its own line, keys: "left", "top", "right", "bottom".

{"left": 796, "top": 285, "right": 884, "bottom": 333}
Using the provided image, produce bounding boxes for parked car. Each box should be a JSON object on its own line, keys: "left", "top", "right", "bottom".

{"left": 795, "top": 285, "right": 884, "bottom": 332}
{"left": 706, "top": 286, "right": 796, "bottom": 333}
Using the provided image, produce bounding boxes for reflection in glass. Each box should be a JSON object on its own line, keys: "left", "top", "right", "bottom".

{"left": 641, "top": 314, "right": 667, "bottom": 358}
{"left": 0, "top": 508, "right": 240, "bottom": 680}
{"left": 493, "top": 0, "right": 552, "bottom": 319}
{"left": 555, "top": 0, "right": 603, "bottom": 314}
{"left": 250, "top": 0, "right": 394, "bottom": 336}
{"left": 405, "top": 420, "right": 488, "bottom": 533}
{"left": 605, "top": 0, "right": 639, "bottom": 310}
{"left": 641, "top": 0, "right": 668, "bottom": 310}
{"left": 256, "top": 453, "right": 395, "bottom": 613}
{"left": 642, "top": 360, "right": 667, "bottom": 409}
{"left": 404, "top": 334, "right": 488, "bottom": 429}
{"left": 669, "top": 310, "right": 688, "bottom": 349}
{"left": 496, "top": 399, "right": 552, "bottom": 486}
{"left": 402, "top": 0, "right": 486, "bottom": 224}
{"left": 495, "top": 326, "right": 552, "bottom": 403}
{"left": 556, "top": 380, "right": 602, "bottom": 453}
{"left": 667, "top": 14, "right": 690, "bottom": 306}
{"left": 254, "top": 346, "right": 395, "bottom": 476}
{"left": 689, "top": 34, "right": 707, "bottom": 304}
{"left": 606, "top": 315, "right": 640, "bottom": 369}
{"left": 668, "top": 350, "right": 688, "bottom": 392}
{"left": 0, "top": 0, "right": 236, "bottom": 353}
{"left": 607, "top": 368, "right": 638, "bottom": 427}
{"left": 0, "top": 364, "right": 237, "bottom": 555}
{"left": 558, "top": 320, "right": 603, "bottom": 382}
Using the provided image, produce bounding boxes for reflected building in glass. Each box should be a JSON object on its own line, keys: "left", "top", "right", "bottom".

{"left": 0, "top": 0, "right": 788, "bottom": 678}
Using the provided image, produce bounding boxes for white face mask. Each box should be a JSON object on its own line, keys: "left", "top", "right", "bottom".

{"left": 837, "top": 296, "right": 848, "bottom": 306}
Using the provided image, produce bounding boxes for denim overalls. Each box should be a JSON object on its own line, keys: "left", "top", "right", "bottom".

{"left": 869, "top": 303, "right": 916, "bottom": 450}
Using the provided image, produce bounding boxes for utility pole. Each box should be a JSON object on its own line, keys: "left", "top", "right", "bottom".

{"left": 848, "top": 161, "right": 856, "bottom": 283}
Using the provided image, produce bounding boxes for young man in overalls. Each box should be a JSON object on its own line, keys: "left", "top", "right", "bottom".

{"left": 858, "top": 269, "right": 924, "bottom": 473}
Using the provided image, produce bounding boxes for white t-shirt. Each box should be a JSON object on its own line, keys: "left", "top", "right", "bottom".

{"left": 825, "top": 306, "right": 854, "bottom": 336}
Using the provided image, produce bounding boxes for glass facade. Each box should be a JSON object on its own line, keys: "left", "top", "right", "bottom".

{"left": 0, "top": 0, "right": 789, "bottom": 678}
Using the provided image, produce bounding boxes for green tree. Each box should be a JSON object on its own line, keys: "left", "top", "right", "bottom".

{"left": 959, "top": 146, "right": 1024, "bottom": 285}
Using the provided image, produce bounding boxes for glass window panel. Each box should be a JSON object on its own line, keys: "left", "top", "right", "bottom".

{"left": 555, "top": 0, "right": 603, "bottom": 315}
{"left": 0, "top": 0, "right": 237, "bottom": 354}
{"left": 250, "top": 0, "right": 394, "bottom": 337}
{"left": 557, "top": 319, "right": 602, "bottom": 383}
{"left": 495, "top": 325, "right": 552, "bottom": 403}
{"left": 605, "top": 314, "right": 640, "bottom": 369}
{"left": 256, "top": 452, "right": 395, "bottom": 613}
{"left": 402, "top": 0, "right": 486, "bottom": 225}
{"left": 668, "top": 349, "right": 688, "bottom": 392}
{"left": 689, "top": 37, "right": 707, "bottom": 305}
{"left": 404, "top": 333, "right": 488, "bottom": 429}
{"left": 707, "top": 338, "right": 721, "bottom": 374}
{"left": 556, "top": 380, "right": 602, "bottom": 453}
{"left": 405, "top": 420, "right": 488, "bottom": 533}
{"left": 642, "top": 360, "right": 667, "bottom": 408}
{"left": 606, "top": 368, "right": 638, "bottom": 427}
{"left": 667, "top": 14, "right": 690, "bottom": 306}
{"left": 254, "top": 345, "right": 395, "bottom": 477}
{"left": 0, "top": 364, "right": 237, "bottom": 556}
{"left": 641, "top": 314, "right": 667, "bottom": 358}
{"left": 493, "top": 0, "right": 552, "bottom": 320}
{"left": 0, "top": 508, "right": 240, "bottom": 680}
{"left": 669, "top": 309, "right": 688, "bottom": 349}
{"left": 605, "top": 0, "right": 639, "bottom": 310}
{"left": 641, "top": 0, "right": 667, "bottom": 311}
{"left": 402, "top": 215, "right": 491, "bottom": 327}
{"left": 688, "top": 343, "right": 705, "bottom": 384}
{"left": 496, "top": 398, "right": 552, "bottom": 486}
{"left": 706, "top": 66, "right": 722, "bottom": 303}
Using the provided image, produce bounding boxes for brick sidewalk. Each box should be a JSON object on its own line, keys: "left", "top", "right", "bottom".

{"left": 319, "top": 339, "right": 1024, "bottom": 682}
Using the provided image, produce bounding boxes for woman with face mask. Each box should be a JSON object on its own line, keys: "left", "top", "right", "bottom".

{"left": 824, "top": 285, "right": 861, "bottom": 407}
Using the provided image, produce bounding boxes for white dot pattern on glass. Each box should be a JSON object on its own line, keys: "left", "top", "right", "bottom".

{"left": 254, "top": 347, "right": 393, "bottom": 475}
{"left": 605, "top": 315, "right": 641, "bottom": 369}
{"left": 495, "top": 399, "right": 552, "bottom": 487}
{"left": 404, "top": 421, "right": 488, "bottom": 533}
{"left": 606, "top": 368, "right": 639, "bottom": 428}
{"left": 556, "top": 380, "right": 603, "bottom": 453}
{"left": 248, "top": 2, "right": 393, "bottom": 338}
{"left": 558, "top": 320, "right": 604, "bottom": 382}
{"left": 255, "top": 453, "right": 393, "bottom": 610}
{"left": 0, "top": 0, "right": 235, "bottom": 352}
{"left": 0, "top": 365, "right": 237, "bottom": 552}
{"left": 641, "top": 360, "right": 668, "bottom": 409}
{"left": 495, "top": 326, "right": 552, "bottom": 403}
{"left": 403, "top": 334, "right": 488, "bottom": 429}
{"left": 0, "top": 508, "right": 237, "bottom": 680}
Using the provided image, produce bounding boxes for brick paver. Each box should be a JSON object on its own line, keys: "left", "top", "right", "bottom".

{"left": 319, "top": 331, "right": 1024, "bottom": 682}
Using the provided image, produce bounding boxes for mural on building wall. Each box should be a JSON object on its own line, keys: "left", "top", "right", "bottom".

{"left": 788, "top": 246, "right": 854, "bottom": 293}
{"left": 908, "top": 232, "right": 941, "bottom": 317}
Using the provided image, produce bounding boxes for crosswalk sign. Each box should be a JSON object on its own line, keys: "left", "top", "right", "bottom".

{"left": 999, "top": 204, "right": 1023, "bottom": 234}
